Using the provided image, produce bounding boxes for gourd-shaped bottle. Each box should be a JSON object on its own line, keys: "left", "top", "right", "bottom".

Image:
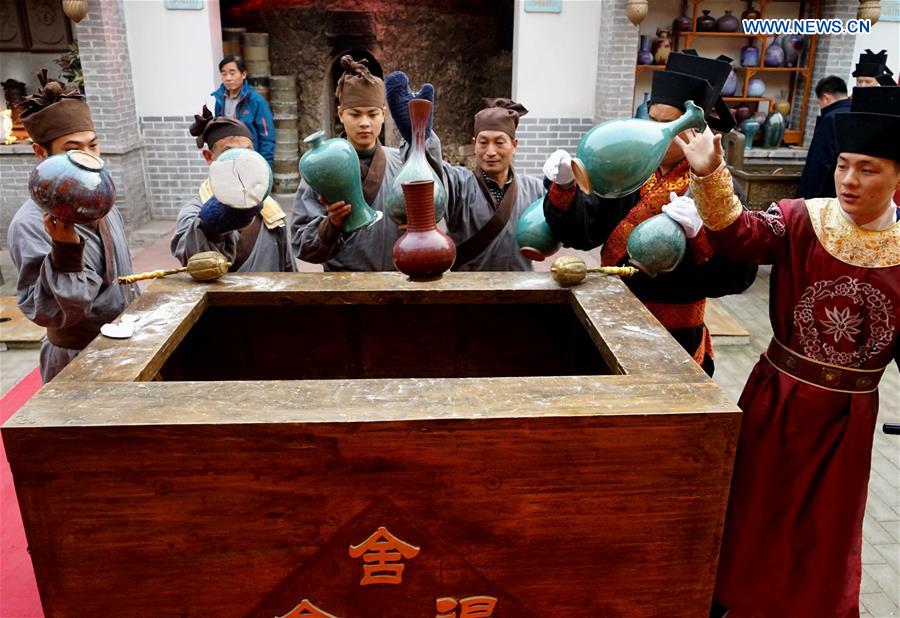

{"left": 634, "top": 92, "right": 650, "bottom": 119}
{"left": 29, "top": 151, "right": 116, "bottom": 224}
{"left": 572, "top": 101, "right": 706, "bottom": 198}
{"left": 626, "top": 213, "right": 686, "bottom": 276}
{"left": 384, "top": 99, "right": 447, "bottom": 226}
{"left": 392, "top": 179, "right": 456, "bottom": 279}
{"left": 516, "top": 197, "right": 561, "bottom": 261}
{"left": 299, "top": 130, "right": 382, "bottom": 233}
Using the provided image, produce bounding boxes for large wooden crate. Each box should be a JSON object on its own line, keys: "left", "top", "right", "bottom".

{"left": 3, "top": 272, "right": 740, "bottom": 617}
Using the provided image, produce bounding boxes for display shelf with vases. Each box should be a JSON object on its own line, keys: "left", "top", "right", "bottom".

{"left": 632, "top": 0, "right": 820, "bottom": 147}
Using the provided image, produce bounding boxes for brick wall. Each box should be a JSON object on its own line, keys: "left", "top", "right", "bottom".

{"left": 593, "top": 0, "right": 638, "bottom": 122}
{"left": 803, "top": 0, "right": 859, "bottom": 145}
{"left": 139, "top": 116, "right": 210, "bottom": 220}
{"left": 0, "top": 148, "right": 35, "bottom": 246}
{"left": 514, "top": 117, "right": 595, "bottom": 177}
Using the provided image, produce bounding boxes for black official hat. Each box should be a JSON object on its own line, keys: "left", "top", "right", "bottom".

{"left": 650, "top": 50, "right": 736, "bottom": 132}
{"left": 835, "top": 86, "right": 900, "bottom": 162}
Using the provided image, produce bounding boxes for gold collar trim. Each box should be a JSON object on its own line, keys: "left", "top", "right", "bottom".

{"left": 805, "top": 198, "right": 900, "bottom": 268}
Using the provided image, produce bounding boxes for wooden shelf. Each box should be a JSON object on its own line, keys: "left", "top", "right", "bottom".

{"left": 635, "top": 65, "right": 666, "bottom": 70}
{"left": 740, "top": 66, "right": 812, "bottom": 72}
{"left": 675, "top": 31, "right": 761, "bottom": 37}
{"left": 724, "top": 97, "right": 770, "bottom": 102}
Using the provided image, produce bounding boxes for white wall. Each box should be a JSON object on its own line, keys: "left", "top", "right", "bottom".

{"left": 851, "top": 20, "right": 900, "bottom": 84}
{"left": 0, "top": 52, "right": 70, "bottom": 96}
{"left": 512, "top": 0, "right": 601, "bottom": 117}
{"left": 123, "top": 0, "right": 222, "bottom": 117}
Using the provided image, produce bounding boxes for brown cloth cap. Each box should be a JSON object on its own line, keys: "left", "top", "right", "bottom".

{"left": 189, "top": 104, "right": 252, "bottom": 149}
{"left": 473, "top": 98, "right": 528, "bottom": 139}
{"left": 335, "top": 55, "right": 385, "bottom": 109}
{"left": 17, "top": 69, "right": 93, "bottom": 146}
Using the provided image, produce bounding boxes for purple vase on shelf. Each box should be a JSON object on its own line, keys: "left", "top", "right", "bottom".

{"left": 765, "top": 37, "right": 785, "bottom": 67}
{"left": 722, "top": 69, "right": 739, "bottom": 97}
{"left": 741, "top": 3, "right": 761, "bottom": 23}
{"left": 637, "top": 35, "right": 654, "bottom": 65}
{"left": 734, "top": 103, "right": 753, "bottom": 123}
{"left": 741, "top": 40, "right": 760, "bottom": 66}
{"left": 697, "top": 9, "right": 717, "bottom": 31}
{"left": 717, "top": 10, "right": 739, "bottom": 32}
{"left": 673, "top": 13, "right": 692, "bottom": 32}
{"left": 747, "top": 78, "right": 766, "bottom": 97}
{"left": 782, "top": 34, "right": 804, "bottom": 67}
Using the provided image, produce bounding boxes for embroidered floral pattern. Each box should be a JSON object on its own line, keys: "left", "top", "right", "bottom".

{"left": 805, "top": 198, "right": 900, "bottom": 268}
{"left": 749, "top": 204, "right": 786, "bottom": 237}
{"left": 794, "top": 275, "right": 895, "bottom": 367}
{"left": 689, "top": 162, "right": 743, "bottom": 231}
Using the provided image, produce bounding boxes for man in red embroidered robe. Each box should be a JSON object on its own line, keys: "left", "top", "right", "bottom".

{"left": 543, "top": 51, "right": 757, "bottom": 375}
{"left": 677, "top": 86, "right": 900, "bottom": 618}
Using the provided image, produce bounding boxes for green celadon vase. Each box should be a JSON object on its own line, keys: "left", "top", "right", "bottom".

{"left": 573, "top": 100, "right": 706, "bottom": 198}
{"left": 626, "top": 212, "right": 686, "bottom": 277}
{"left": 515, "top": 197, "right": 561, "bottom": 261}
{"left": 299, "top": 130, "right": 382, "bottom": 233}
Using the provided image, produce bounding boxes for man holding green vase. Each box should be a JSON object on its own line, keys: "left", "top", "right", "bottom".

{"left": 542, "top": 51, "right": 756, "bottom": 376}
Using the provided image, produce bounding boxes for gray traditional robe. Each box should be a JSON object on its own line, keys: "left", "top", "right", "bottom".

{"left": 171, "top": 195, "right": 296, "bottom": 273}
{"left": 291, "top": 146, "right": 404, "bottom": 271}
{"left": 7, "top": 200, "right": 139, "bottom": 382}
{"left": 442, "top": 164, "right": 545, "bottom": 271}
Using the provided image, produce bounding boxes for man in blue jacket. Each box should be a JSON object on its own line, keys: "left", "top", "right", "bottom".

{"left": 211, "top": 55, "right": 275, "bottom": 166}
{"left": 795, "top": 75, "right": 852, "bottom": 198}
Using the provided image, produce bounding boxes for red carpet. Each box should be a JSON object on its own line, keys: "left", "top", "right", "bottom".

{"left": 1, "top": 367, "right": 44, "bottom": 617}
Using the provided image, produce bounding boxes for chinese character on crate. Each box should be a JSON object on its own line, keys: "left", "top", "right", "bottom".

{"left": 348, "top": 526, "right": 421, "bottom": 585}
{"left": 277, "top": 598, "right": 340, "bottom": 618}
{"left": 435, "top": 596, "right": 498, "bottom": 618}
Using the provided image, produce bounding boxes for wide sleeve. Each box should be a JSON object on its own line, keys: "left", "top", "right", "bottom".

{"left": 7, "top": 212, "right": 104, "bottom": 330}
{"left": 690, "top": 162, "right": 790, "bottom": 265}
{"left": 440, "top": 162, "right": 476, "bottom": 233}
{"left": 170, "top": 197, "right": 239, "bottom": 266}
{"left": 290, "top": 182, "right": 345, "bottom": 263}
{"left": 542, "top": 182, "right": 625, "bottom": 251}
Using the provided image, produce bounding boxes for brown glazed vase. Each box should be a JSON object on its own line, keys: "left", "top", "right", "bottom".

{"left": 392, "top": 179, "right": 456, "bottom": 280}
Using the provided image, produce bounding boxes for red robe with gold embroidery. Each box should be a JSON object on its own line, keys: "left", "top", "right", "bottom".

{"left": 544, "top": 160, "right": 757, "bottom": 374}
{"left": 692, "top": 165, "right": 900, "bottom": 617}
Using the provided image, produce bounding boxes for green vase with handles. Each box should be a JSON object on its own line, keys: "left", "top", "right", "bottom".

{"left": 626, "top": 212, "right": 686, "bottom": 277}
{"left": 572, "top": 100, "right": 706, "bottom": 198}
{"left": 515, "top": 197, "right": 561, "bottom": 261}
{"left": 299, "top": 130, "right": 382, "bottom": 233}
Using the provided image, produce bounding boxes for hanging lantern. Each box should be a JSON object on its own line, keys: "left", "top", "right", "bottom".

{"left": 626, "top": 0, "right": 649, "bottom": 26}
{"left": 62, "top": 0, "right": 88, "bottom": 23}
{"left": 857, "top": 0, "right": 880, "bottom": 23}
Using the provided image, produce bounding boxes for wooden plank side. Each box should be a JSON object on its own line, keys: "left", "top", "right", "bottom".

{"left": 5, "top": 413, "right": 739, "bottom": 617}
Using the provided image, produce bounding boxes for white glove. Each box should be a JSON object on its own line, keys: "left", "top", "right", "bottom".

{"left": 542, "top": 149, "right": 575, "bottom": 186}
{"left": 208, "top": 148, "right": 272, "bottom": 208}
{"left": 661, "top": 191, "right": 703, "bottom": 238}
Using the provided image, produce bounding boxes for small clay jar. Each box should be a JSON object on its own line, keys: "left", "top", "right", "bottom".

{"left": 652, "top": 28, "right": 672, "bottom": 65}
{"left": 392, "top": 179, "right": 456, "bottom": 280}
{"left": 717, "top": 10, "right": 739, "bottom": 32}
{"left": 672, "top": 13, "right": 692, "bottom": 32}
{"left": 696, "top": 10, "right": 717, "bottom": 31}
{"left": 741, "top": 3, "right": 761, "bottom": 22}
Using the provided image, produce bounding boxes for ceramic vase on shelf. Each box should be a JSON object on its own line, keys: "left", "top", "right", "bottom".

{"left": 740, "top": 118, "right": 761, "bottom": 149}
{"left": 672, "top": 13, "right": 692, "bottom": 32}
{"left": 762, "top": 112, "right": 785, "bottom": 148}
{"left": 741, "top": 40, "right": 760, "bottom": 67}
{"left": 747, "top": 78, "right": 766, "bottom": 97}
{"left": 741, "top": 3, "right": 761, "bottom": 23}
{"left": 626, "top": 213, "right": 686, "bottom": 276}
{"left": 572, "top": 101, "right": 706, "bottom": 198}
{"left": 392, "top": 179, "right": 456, "bottom": 279}
{"left": 634, "top": 92, "right": 650, "bottom": 119}
{"left": 782, "top": 34, "right": 804, "bottom": 67}
{"left": 29, "top": 151, "right": 116, "bottom": 224}
{"left": 722, "top": 69, "right": 739, "bottom": 97}
{"left": 752, "top": 111, "right": 768, "bottom": 124}
{"left": 765, "top": 37, "right": 785, "bottom": 67}
{"left": 384, "top": 99, "right": 447, "bottom": 226}
{"left": 516, "top": 197, "right": 561, "bottom": 261}
{"left": 696, "top": 9, "right": 717, "bottom": 31}
{"left": 734, "top": 103, "right": 753, "bottom": 124}
{"left": 652, "top": 28, "right": 672, "bottom": 65}
{"left": 637, "top": 35, "right": 654, "bottom": 65}
{"left": 717, "top": 10, "right": 739, "bottom": 32}
{"left": 299, "top": 130, "right": 382, "bottom": 233}
{"left": 773, "top": 92, "right": 791, "bottom": 117}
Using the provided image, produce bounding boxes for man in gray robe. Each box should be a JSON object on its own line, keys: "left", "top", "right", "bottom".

{"left": 437, "top": 98, "right": 545, "bottom": 271}
{"left": 291, "top": 56, "right": 404, "bottom": 271}
{"left": 171, "top": 106, "right": 295, "bottom": 273}
{"left": 7, "top": 70, "right": 139, "bottom": 382}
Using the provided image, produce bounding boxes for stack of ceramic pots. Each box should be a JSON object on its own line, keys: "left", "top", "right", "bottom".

{"left": 242, "top": 32, "right": 271, "bottom": 101}
{"left": 271, "top": 75, "right": 299, "bottom": 194}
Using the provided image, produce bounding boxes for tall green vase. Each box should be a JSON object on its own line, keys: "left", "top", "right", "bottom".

{"left": 299, "top": 130, "right": 382, "bottom": 233}
{"left": 515, "top": 197, "right": 561, "bottom": 261}
{"left": 384, "top": 99, "right": 447, "bottom": 226}
{"left": 572, "top": 100, "right": 707, "bottom": 198}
